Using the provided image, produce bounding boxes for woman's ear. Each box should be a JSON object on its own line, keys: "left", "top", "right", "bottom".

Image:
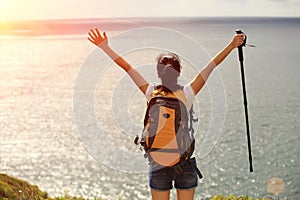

{"left": 157, "top": 73, "right": 161, "bottom": 78}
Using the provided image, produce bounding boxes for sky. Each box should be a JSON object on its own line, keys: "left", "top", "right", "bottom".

{"left": 0, "top": 0, "right": 299, "bottom": 21}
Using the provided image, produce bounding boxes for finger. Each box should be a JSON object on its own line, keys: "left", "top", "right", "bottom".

{"left": 88, "top": 32, "right": 95, "bottom": 40}
{"left": 90, "top": 29, "right": 98, "bottom": 38}
{"left": 240, "top": 34, "right": 246, "bottom": 40}
{"left": 103, "top": 32, "right": 107, "bottom": 39}
{"left": 235, "top": 34, "right": 244, "bottom": 42}
{"left": 87, "top": 37, "right": 95, "bottom": 44}
{"left": 95, "top": 27, "right": 101, "bottom": 37}
{"left": 236, "top": 34, "right": 244, "bottom": 39}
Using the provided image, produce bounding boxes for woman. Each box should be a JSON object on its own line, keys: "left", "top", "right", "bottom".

{"left": 87, "top": 27, "right": 244, "bottom": 200}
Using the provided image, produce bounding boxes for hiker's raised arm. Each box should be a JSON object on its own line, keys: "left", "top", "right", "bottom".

{"left": 190, "top": 33, "right": 245, "bottom": 95}
{"left": 87, "top": 27, "right": 149, "bottom": 95}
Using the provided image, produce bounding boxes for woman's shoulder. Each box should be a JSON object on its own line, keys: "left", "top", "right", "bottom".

{"left": 183, "top": 84, "right": 195, "bottom": 96}
{"left": 145, "top": 83, "right": 155, "bottom": 100}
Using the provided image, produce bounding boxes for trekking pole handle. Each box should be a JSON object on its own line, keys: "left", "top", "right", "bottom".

{"left": 236, "top": 29, "right": 247, "bottom": 47}
{"left": 236, "top": 29, "right": 245, "bottom": 62}
{"left": 236, "top": 29, "right": 255, "bottom": 48}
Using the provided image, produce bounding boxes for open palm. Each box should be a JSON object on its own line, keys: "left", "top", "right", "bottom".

{"left": 87, "top": 27, "right": 108, "bottom": 48}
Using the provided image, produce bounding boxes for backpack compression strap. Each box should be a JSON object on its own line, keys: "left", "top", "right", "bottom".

{"left": 189, "top": 104, "right": 198, "bottom": 135}
{"left": 188, "top": 159, "right": 203, "bottom": 179}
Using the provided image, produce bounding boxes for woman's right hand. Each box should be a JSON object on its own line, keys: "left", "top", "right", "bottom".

{"left": 229, "top": 33, "right": 245, "bottom": 49}
{"left": 87, "top": 27, "right": 108, "bottom": 49}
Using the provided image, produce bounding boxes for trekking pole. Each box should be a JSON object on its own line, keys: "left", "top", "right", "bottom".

{"left": 235, "top": 29, "right": 254, "bottom": 172}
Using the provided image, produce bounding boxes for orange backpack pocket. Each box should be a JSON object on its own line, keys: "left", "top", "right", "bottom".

{"left": 149, "top": 106, "right": 181, "bottom": 166}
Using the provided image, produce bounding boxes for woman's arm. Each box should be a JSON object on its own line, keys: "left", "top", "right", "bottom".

{"left": 190, "top": 34, "right": 245, "bottom": 95}
{"left": 87, "top": 27, "right": 149, "bottom": 95}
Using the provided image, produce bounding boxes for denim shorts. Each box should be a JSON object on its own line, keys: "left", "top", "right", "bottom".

{"left": 149, "top": 157, "right": 198, "bottom": 191}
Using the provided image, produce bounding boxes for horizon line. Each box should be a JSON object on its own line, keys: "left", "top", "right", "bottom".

{"left": 1, "top": 15, "right": 300, "bottom": 23}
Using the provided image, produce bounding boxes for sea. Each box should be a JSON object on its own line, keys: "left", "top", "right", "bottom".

{"left": 0, "top": 17, "right": 299, "bottom": 200}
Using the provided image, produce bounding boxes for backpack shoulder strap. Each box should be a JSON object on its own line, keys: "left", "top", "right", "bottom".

{"left": 151, "top": 84, "right": 187, "bottom": 105}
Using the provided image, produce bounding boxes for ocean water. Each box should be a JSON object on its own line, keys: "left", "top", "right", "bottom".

{"left": 0, "top": 17, "right": 299, "bottom": 200}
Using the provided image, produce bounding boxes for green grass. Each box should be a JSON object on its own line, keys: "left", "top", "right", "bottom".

{"left": 0, "top": 173, "right": 48, "bottom": 200}
{"left": 0, "top": 173, "right": 104, "bottom": 200}
{"left": 1, "top": 173, "right": 272, "bottom": 200}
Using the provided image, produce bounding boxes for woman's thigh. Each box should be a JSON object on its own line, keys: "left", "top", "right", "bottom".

{"left": 176, "top": 188, "right": 195, "bottom": 200}
{"left": 151, "top": 189, "right": 170, "bottom": 200}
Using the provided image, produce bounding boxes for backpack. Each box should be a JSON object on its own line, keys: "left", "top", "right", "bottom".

{"left": 134, "top": 85, "right": 203, "bottom": 179}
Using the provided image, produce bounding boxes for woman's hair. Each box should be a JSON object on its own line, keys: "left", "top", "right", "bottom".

{"left": 156, "top": 52, "right": 182, "bottom": 91}
{"left": 156, "top": 52, "right": 181, "bottom": 74}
